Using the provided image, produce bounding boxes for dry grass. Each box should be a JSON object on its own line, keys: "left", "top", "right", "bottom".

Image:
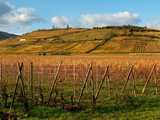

{"left": 21, "top": 28, "right": 86, "bottom": 39}
{"left": 0, "top": 54, "right": 160, "bottom": 65}
{"left": 1, "top": 54, "right": 160, "bottom": 82}
{"left": 0, "top": 54, "right": 158, "bottom": 74}
{"left": 1, "top": 27, "right": 160, "bottom": 54}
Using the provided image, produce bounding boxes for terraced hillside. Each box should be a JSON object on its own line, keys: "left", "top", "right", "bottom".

{"left": 0, "top": 26, "right": 160, "bottom": 55}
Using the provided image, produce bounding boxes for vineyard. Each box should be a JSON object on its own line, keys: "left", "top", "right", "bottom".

{"left": 1, "top": 55, "right": 160, "bottom": 119}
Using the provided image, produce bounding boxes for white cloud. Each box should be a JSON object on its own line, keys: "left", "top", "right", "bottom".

{"left": 80, "top": 11, "right": 141, "bottom": 27}
{"left": 51, "top": 16, "right": 69, "bottom": 28}
{"left": 5, "top": 8, "right": 43, "bottom": 25}
{"left": 0, "top": 1, "right": 43, "bottom": 33}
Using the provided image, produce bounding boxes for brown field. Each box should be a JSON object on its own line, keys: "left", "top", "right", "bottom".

{"left": 1, "top": 54, "right": 160, "bottom": 82}
{"left": 1, "top": 54, "right": 160, "bottom": 65}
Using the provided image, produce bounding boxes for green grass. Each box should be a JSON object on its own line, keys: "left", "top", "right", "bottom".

{"left": 12, "top": 96, "right": 160, "bottom": 120}
{"left": 1, "top": 73, "right": 160, "bottom": 119}
{"left": 1, "top": 95, "right": 160, "bottom": 119}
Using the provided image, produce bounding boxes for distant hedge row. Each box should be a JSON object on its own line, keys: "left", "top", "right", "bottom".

{"left": 93, "top": 25, "right": 159, "bottom": 32}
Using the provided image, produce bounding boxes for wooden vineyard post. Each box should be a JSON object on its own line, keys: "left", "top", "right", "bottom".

{"left": 18, "top": 62, "right": 26, "bottom": 96}
{"left": 86, "top": 62, "right": 93, "bottom": 93}
{"left": 0, "top": 63, "right": 9, "bottom": 108}
{"left": 106, "top": 65, "right": 111, "bottom": 96}
{"left": 0, "top": 63, "right": 3, "bottom": 104}
{"left": 142, "top": 64, "right": 156, "bottom": 95}
{"left": 85, "top": 65, "right": 89, "bottom": 93}
{"left": 91, "top": 67, "right": 95, "bottom": 100}
{"left": 64, "top": 64, "right": 66, "bottom": 81}
{"left": 39, "top": 74, "right": 44, "bottom": 104}
{"left": 95, "top": 65, "right": 109, "bottom": 100}
{"left": 47, "top": 61, "right": 62, "bottom": 104}
{"left": 73, "top": 63, "right": 76, "bottom": 101}
{"left": 9, "top": 63, "right": 25, "bottom": 113}
{"left": 90, "top": 67, "right": 96, "bottom": 108}
{"left": 132, "top": 69, "right": 136, "bottom": 96}
{"left": 95, "top": 65, "right": 99, "bottom": 92}
{"left": 0, "top": 63, "right": 2, "bottom": 88}
{"left": 154, "top": 67, "right": 158, "bottom": 95}
{"left": 30, "top": 62, "right": 34, "bottom": 99}
{"left": 78, "top": 64, "right": 92, "bottom": 105}
{"left": 121, "top": 65, "right": 135, "bottom": 94}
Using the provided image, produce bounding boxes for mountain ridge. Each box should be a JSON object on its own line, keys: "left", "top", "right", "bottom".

{"left": 0, "top": 31, "right": 17, "bottom": 40}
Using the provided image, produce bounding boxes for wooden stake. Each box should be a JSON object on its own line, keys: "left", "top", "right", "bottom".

{"left": 121, "top": 65, "right": 134, "bottom": 93}
{"left": 106, "top": 66, "right": 111, "bottom": 96}
{"left": 90, "top": 67, "right": 95, "bottom": 107}
{"left": 142, "top": 64, "right": 156, "bottom": 94}
{"left": 78, "top": 64, "right": 92, "bottom": 105}
{"left": 9, "top": 63, "right": 24, "bottom": 113}
{"left": 132, "top": 70, "right": 137, "bottom": 96}
{"left": 0, "top": 63, "right": 2, "bottom": 89}
{"left": 95, "top": 65, "right": 109, "bottom": 100}
{"left": 39, "top": 74, "right": 44, "bottom": 104}
{"left": 48, "top": 61, "right": 62, "bottom": 104}
{"left": 30, "top": 62, "right": 33, "bottom": 99}
{"left": 18, "top": 62, "right": 25, "bottom": 96}
{"left": 73, "top": 63, "right": 76, "bottom": 100}
{"left": 153, "top": 66, "right": 158, "bottom": 95}
{"left": 85, "top": 65, "right": 89, "bottom": 93}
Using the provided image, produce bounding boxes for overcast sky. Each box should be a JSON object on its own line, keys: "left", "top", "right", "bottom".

{"left": 0, "top": 0, "right": 160, "bottom": 34}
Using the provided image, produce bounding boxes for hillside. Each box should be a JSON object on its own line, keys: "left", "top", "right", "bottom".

{"left": 0, "top": 26, "right": 160, "bottom": 55}
{"left": 0, "top": 31, "right": 17, "bottom": 40}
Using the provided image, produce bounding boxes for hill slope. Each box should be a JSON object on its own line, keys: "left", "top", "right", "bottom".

{"left": 0, "top": 31, "right": 17, "bottom": 40}
{"left": 0, "top": 26, "right": 160, "bottom": 55}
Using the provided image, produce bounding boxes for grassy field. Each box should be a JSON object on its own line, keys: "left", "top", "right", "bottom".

{"left": 0, "top": 54, "right": 160, "bottom": 119}
{"left": 1, "top": 96, "right": 160, "bottom": 120}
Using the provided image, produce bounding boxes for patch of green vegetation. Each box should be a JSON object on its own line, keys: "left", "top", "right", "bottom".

{"left": 0, "top": 96, "right": 159, "bottom": 120}
{"left": 50, "top": 51, "right": 72, "bottom": 55}
{"left": 28, "top": 106, "right": 63, "bottom": 119}
{"left": 1, "top": 81, "right": 160, "bottom": 120}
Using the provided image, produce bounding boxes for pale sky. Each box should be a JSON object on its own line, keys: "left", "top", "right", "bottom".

{"left": 0, "top": 0, "right": 160, "bottom": 34}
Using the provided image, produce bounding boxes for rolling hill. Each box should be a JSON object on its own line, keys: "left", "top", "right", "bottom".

{"left": 0, "top": 31, "right": 17, "bottom": 40}
{"left": 0, "top": 26, "right": 160, "bottom": 55}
